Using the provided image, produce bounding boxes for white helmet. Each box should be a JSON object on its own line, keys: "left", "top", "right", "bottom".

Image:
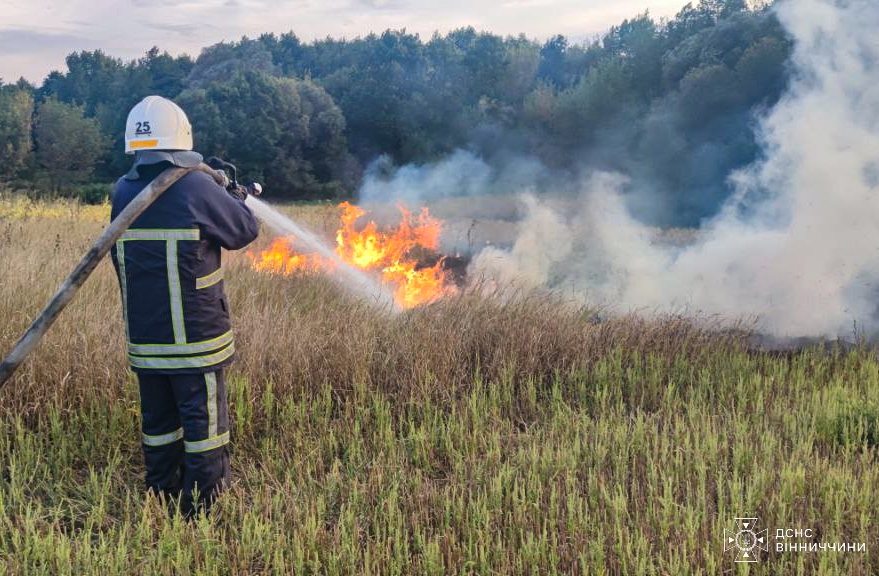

{"left": 125, "top": 95, "right": 193, "bottom": 154}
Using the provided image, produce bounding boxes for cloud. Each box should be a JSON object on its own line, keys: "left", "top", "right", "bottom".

{"left": 351, "top": 0, "right": 408, "bottom": 9}
{"left": 144, "top": 21, "right": 219, "bottom": 35}
{"left": 502, "top": 0, "right": 564, "bottom": 8}
{"left": 0, "top": 28, "right": 102, "bottom": 80}
{"left": 0, "top": 28, "right": 92, "bottom": 52}
{"left": 1, "top": 0, "right": 686, "bottom": 82}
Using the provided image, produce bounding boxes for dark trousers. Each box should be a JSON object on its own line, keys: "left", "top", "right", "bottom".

{"left": 137, "top": 370, "right": 231, "bottom": 516}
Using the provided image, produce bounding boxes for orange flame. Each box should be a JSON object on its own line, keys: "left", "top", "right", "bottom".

{"left": 247, "top": 202, "right": 457, "bottom": 308}
{"left": 249, "top": 237, "right": 332, "bottom": 275}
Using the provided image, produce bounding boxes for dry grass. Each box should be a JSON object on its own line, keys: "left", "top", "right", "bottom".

{"left": 1, "top": 197, "right": 878, "bottom": 574}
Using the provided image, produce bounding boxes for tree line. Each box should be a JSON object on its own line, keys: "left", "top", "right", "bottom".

{"left": 0, "top": 0, "right": 790, "bottom": 225}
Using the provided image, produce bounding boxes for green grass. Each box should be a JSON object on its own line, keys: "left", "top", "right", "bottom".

{"left": 1, "top": 198, "right": 878, "bottom": 574}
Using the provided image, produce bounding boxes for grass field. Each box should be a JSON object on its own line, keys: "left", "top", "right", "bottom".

{"left": 1, "top": 196, "right": 878, "bottom": 574}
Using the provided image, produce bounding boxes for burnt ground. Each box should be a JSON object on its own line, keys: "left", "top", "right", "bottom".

{"left": 412, "top": 249, "right": 471, "bottom": 288}
{"left": 747, "top": 333, "right": 867, "bottom": 359}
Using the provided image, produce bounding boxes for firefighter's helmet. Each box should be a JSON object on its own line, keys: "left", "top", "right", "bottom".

{"left": 125, "top": 96, "right": 193, "bottom": 154}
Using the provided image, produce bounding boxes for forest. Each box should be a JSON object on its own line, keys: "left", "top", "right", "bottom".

{"left": 0, "top": 0, "right": 790, "bottom": 226}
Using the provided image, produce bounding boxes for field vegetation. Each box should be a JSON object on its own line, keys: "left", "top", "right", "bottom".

{"left": 1, "top": 198, "right": 878, "bottom": 574}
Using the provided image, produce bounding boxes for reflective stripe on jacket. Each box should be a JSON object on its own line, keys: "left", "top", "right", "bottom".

{"left": 110, "top": 161, "right": 259, "bottom": 374}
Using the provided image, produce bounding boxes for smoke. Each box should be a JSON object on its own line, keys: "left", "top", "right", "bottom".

{"left": 479, "top": 0, "right": 879, "bottom": 337}
{"left": 474, "top": 194, "right": 574, "bottom": 288}
{"left": 359, "top": 150, "right": 554, "bottom": 206}
{"left": 356, "top": 0, "right": 879, "bottom": 337}
{"left": 360, "top": 151, "right": 490, "bottom": 205}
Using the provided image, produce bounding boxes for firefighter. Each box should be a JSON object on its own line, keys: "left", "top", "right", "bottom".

{"left": 110, "top": 95, "right": 259, "bottom": 516}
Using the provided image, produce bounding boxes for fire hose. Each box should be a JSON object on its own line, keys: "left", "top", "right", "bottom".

{"left": 0, "top": 161, "right": 259, "bottom": 388}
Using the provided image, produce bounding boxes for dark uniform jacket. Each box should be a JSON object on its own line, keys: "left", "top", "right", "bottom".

{"left": 110, "top": 158, "right": 259, "bottom": 375}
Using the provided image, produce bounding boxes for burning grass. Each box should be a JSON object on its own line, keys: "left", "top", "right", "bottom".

{"left": 247, "top": 201, "right": 459, "bottom": 308}
{"left": 1, "top": 198, "right": 878, "bottom": 574}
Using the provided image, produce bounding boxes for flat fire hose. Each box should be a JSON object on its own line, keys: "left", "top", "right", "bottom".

{"left": 0, "top": 163, "right": 226, "bottom": 389}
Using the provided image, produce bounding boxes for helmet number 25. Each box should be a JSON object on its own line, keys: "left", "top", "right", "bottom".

{"left": 135, "top": 121, "right": 152, "bottom": 135}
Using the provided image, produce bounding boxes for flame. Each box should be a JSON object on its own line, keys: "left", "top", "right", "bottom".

{"left": 247, "top": 202, "right": 457, "bottom": 308}
{"left": 249, "top": 237, "right": 332, "bottom": 275}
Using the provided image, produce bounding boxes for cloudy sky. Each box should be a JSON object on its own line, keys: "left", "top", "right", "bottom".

{"left": 2, "top": 0, "right": 687, "bottom": 83}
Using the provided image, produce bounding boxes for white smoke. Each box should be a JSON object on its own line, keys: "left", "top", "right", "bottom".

{"left": 359, "top": 150, "right": 552, "bottom": 206}
{"left": 359, "top": 151, "right": 491, "bottom": 206}
{"left": 353, "top": 0, "right": 879, "bottom": 337}
{"left": 474, "top": 194, "right": 574, "bottom": 288}
{"left": 471, "top": 0, "right": 879, "bottom": 337}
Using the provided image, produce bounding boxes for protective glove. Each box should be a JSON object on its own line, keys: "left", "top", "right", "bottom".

{"left": 207, "top": 168, "right": 230, "bottom": 189}
{"left": 228, "top": 183, "right": 262, "bottom": 201}
{"left": 228, "top": 185, "right": 247, "bottom": 202}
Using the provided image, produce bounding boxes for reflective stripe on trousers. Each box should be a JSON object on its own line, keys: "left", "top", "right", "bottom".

{"left": 184, "top": 371, "right": 229, "bottom": 453}
{"left": 142, "top": 427, "right": 184, "bottom": 446}
{"left": 137, "top": 370, "right": 231, "bottom": 511}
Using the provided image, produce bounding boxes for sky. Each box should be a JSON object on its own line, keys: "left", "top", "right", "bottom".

{"left": 1, "top": 0, "right": 688, "bottom": 84}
